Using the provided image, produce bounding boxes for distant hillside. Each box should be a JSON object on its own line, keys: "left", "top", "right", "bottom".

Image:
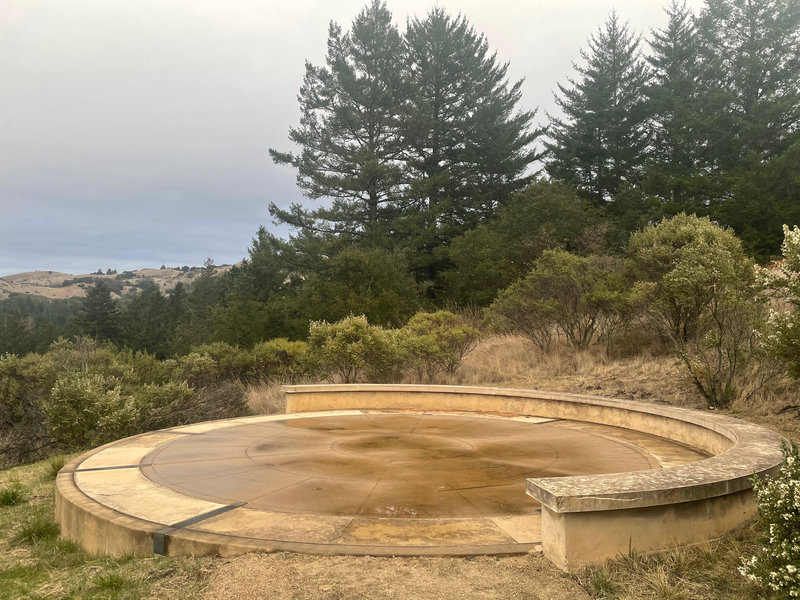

{"left": 0, "top": 265, "right": 233, "bottom": 301}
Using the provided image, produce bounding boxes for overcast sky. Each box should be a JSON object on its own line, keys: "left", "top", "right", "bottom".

{"left": 0, "top": 0, "right": 706, "bottom": 276}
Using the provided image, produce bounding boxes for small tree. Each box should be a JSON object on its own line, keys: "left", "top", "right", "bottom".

{"left": 628, "top": 214, "right": 773, "bottom": 406}
{"left": 306, "top": 315, "right": 401, "bottom": 383}
{"left": 75, "top": 280, "right": 122, "bottom": 343}
{"left": 486, "top": 250, "right": 626, "bottom": 350}
{"left": 401, "top": 311, "right": 479, "bottom": 381}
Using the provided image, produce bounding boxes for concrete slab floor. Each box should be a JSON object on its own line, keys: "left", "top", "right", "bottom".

{"left": 60, "top": 411, "right": 709, "bottom": 556}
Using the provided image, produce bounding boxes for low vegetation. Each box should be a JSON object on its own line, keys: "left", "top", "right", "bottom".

{"left": 1, "top": 336, "right": 797, "bottom": 599}
{"left": 0, "top": 458, "right": 213, "bottom": 600}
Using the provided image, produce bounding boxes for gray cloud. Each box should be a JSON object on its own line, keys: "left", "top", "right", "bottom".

{"left": 0, "top": 0, "right": 705, "bottom": 276}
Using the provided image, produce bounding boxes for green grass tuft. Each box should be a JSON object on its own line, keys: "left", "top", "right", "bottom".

{"left": 585, "top": 567, "right": 621, "bottom": 597}
{"left": 12, "top": 513, "right": 60, "bottom": 545}
{"left": 0, "top": 481, "right": 26, "bottom": 506}
{"left": 94, "top": 570, "right": 132, "bottom": 590}
{"left": 44, "top": 454, "right": 68, "bottom": 480}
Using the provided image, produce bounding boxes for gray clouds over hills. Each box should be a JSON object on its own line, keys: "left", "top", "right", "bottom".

{"left": 0, "top": 0, "right": 703, "bottom": 276}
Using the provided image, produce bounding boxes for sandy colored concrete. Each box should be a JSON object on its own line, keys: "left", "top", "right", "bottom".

{"left": 140, "top": 413, "right": 669, "bottom": 518}
{"left": 55, "top": 409, "right": 703, "bottom": 560}
{"left": 56, "top": 385, "right": 783, "bottom": 569}
{"left": 283, "top": 385, "right": 785, "bottom": 569}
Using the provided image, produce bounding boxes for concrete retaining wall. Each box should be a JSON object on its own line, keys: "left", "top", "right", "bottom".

{"left": 284, "top": 384, "right": 785, "bottom": 570}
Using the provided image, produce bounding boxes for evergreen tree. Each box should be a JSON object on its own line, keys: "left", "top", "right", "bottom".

{"left": 546, "top": 11, "right": 650, "bottom": 205}
{"left": 696, "top": 0, "right": 800, "bottom": 167}
{"left": 75, "top": 280, "right": 121, "bottom": 342}
{"left": 225, "top": 227, "right": 294, "bottom": 304}
{"left": 0, "top": 312, "right": 36, "bottom": 355}
{"left": 271, "top": 4, "right": 541, "bottom": 288}
{"left": 269, "top": 0, "right": 407, "bottom": 242}
{"left": 644, "top": 1, "right": 710, "bottom": 207}
{"left": 121, "top": 282, "right": 169, "bottom": 356}
{"left": 402, "top": 8, "right": 541, "bottom": 228}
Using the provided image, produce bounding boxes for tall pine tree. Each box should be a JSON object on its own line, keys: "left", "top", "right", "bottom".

{"left": 696, "top": 0, "right": 800, "bottom": 167}
{"left": 269, "top": 0, "right": 406, "bottom": 242}
{"left": 644, "top": 1, "right": 710, "bottom": 208}
{"left": 402, "top": 8, "right": 541, "bottom": 228}
{"left": 546, "top": 11, "right": 650, "bottom": 205}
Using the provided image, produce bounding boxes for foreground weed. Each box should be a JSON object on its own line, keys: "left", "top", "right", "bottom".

{"left": 94, "top": 570, "right": 133, "bottom": 590}
{"left": 12, "top": 513, "right": 59, "bottom": 545}
{"left": 585, "top": 567, "right": 621, "bottom": 597}
{"left": 45, "top": 454, "right": 68, "bottom": 480}
{"left": 0, "top": 481, "right": 26, "bottom": 506}
{"left": 645, "top": 567, "right": 688, "bottom": 600}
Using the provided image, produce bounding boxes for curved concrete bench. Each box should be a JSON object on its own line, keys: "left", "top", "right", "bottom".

{"left": 285, "top": 384, "right": 785, "bottom": 570}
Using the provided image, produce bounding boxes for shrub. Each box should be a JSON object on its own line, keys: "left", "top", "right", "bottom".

{"left": 401, "top": 311, "right": 479, "bottom": 381}
{"left": 761, "top": 225, "right": 800, "bottom": 381}
{"left": 131, "top": 381, "right": 199, "bottom": 431}
{"left": 252, "top": 338, "right": 308, "bottom": 382}
{"left": 193, "top": 380, "right": 249, "bottom": 420}
{"left": 0, "top": 353, "right": 52, "bottom": 466}
{"left": 486, "top": 250, "right": 627, "bottom": 350}
{"left": 628, "top": 214, "right": 773, "bottom": 407}
{"left": 177, "top": 352, "right": 218, "bottom": 388}
{"left": 740, "top": 442, "right": 800, "bottom": 597}
{"left": 41, "top": 372, "right": 137, "bottom": 449}
{"left": 306, "top": 315, "right": 401, "bottom": 383}
{"left": 186, "top": 342, "right": 255, "bottom": 382}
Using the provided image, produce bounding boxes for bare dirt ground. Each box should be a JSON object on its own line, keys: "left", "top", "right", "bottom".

{"left": 201, "top": 553, "right": 591, "bottom": 600}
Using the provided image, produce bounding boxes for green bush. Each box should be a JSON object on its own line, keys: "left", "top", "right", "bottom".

{"left": 1, "top": 337, "right": 251, "bottom": 464}
{"left": 186, "top": 342, "right": 255, "bottom": 381}
{"left": 252, "top": 338, "right": 308, "bottom": 382}
{"left": 486, "top": 250, "right": 627, "bottom": 350}
{"left": 41, "top": 371, "right": 137, "bottom": 449}
{"left": 131, "top": 381, "right": 198, "bottom": 431}
{"left": 628, "top": 214, "right": 773, "bottom": 407}
{"left": 177, "top": 352, "right": 219, "bottom": 388}
{"left": 740, "top": 442, "right": 800, "bottom": 597}
{"left": 306, "top": 315, "right": 402, "bottom": 383}
{"left": 401, "top": 311, "right": 479, "bottom": 380}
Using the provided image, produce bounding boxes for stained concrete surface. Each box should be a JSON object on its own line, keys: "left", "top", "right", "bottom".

{"left": 140, "top": 413, "right": 702, "bottom": 519}
{"left": 58, "top": 410, "right": 709, "bottom": 556}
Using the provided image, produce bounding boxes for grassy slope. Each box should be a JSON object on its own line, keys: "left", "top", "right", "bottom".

{"left": 2, "top": 334, "right": 796, "bottom": 599}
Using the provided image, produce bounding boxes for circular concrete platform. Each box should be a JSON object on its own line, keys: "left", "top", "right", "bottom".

{"left": 55, "top": 409, "right": 708, "bottom": 558}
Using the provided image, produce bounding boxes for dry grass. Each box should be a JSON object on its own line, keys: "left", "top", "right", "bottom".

{"left": 578, "top": 523, "right": 778, "bottom": 600}
{"left": 245, "top": 381, "right": 287, "bottom": 415}
{"left": 203, "top": 553, "right": 590, "bottom": 600}
{"left": 449, "top": 334, "right": 705, "bottom": 410}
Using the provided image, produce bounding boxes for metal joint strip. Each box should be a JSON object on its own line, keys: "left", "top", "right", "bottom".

{"left": 153, "top": 502, "right": 246, "bottom": 555}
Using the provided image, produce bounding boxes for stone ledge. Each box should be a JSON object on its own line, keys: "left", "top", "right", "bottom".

{"left": 284, "top": 385, "right": 785, "bottom": 512}
{"left": 284, "top": 383, "right": 785, "bottom": 568}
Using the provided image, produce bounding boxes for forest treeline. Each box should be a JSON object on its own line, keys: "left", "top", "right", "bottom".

{"left": 2, "top": 0, "right": 800, "bottom": 362}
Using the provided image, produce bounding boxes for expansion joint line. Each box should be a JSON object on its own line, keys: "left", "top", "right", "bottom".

{"left": 153, "top": 502, "right": 246, "bottom": 555}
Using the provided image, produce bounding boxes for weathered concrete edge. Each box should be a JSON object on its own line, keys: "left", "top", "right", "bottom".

{"left": 53, "top": 417, "right": 544, "bottom": 559}
{"left": 283, "top": 384, "right": 785, "bottom": 512}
